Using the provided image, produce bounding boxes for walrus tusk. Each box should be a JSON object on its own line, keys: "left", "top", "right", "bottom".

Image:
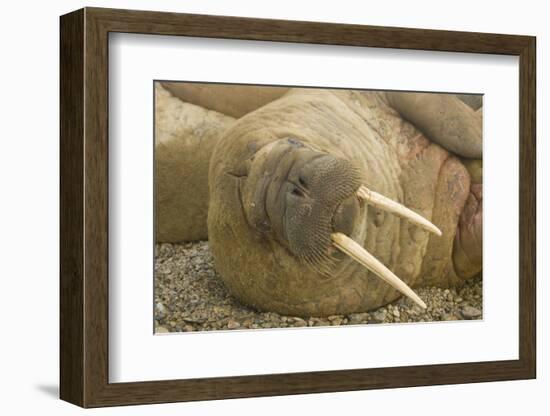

{"left": 357, "top": 185, "right": 442, "bottom": 236}
{"left": 331, "top": 232, "right": 427, "bottom": 309}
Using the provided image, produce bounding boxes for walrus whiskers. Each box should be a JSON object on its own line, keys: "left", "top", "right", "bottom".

{"left": 331, "top": 232, "right": 427, "bottom": 309}
{"left": 356, "top": 185, "right": 442, "bottom": 236}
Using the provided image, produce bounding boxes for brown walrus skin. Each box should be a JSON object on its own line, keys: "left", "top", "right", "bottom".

{"left": 158, "top": 84, "right": 483, "bottom": 317}
{"left": 155, "top": 85, "right": 235, "bottom": 242}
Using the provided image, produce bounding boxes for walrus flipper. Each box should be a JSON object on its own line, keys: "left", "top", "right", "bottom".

{"left": 386, "top": 92, "right": 482, "bottom": 159}
{"left": 456, "top": 94, "right": 483, "bottom": 111}
{"left": 162, "top": 82, "right": 289, "bottom": 118}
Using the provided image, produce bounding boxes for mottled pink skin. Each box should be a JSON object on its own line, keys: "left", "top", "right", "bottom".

{"left": 453, "top": 183, "right": 483, "bottom": 279}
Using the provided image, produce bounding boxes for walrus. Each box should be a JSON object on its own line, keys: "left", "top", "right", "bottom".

{"left": 156, "top": 83, "right": 482, "bottom": 317}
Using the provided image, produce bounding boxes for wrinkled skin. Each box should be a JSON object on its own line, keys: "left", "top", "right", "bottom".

{"left": 158, "top": 83, "right": 483, "bottom": 317}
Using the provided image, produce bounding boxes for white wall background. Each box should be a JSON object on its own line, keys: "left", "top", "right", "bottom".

{"left": 0, "top": 0, "right": 545, "bottom": 414}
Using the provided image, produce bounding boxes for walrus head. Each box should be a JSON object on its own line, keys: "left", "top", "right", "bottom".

{"left": 239, "top": 138, "right": 441, "bottom": 309}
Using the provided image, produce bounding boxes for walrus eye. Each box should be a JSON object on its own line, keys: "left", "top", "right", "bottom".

{"left": 329, "top": 184, "right": 442, "bottom": 310}
{"left": 291, "top": 187, "right": 305, "bottom": 197}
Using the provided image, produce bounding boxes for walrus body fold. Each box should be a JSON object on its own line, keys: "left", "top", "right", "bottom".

{"left": 156, "top": 83, "right": 482, "bottom": 316}
{"left": 155, "top": 84, "right": 235, "bottom": 242}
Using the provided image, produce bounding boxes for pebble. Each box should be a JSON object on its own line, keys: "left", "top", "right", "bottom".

{"left": 348, "top": 312, "right": 369, "bottom": 325}
{"left": 329, "top": 317, "right": 344, "bottom": 326}
{"left": 155, "top": 242, "right": 483, "bottom": 331}
{"left": 159, "top": 243, "right": 174, "bottom": 257}
{"left": 460, "top": 306, "right": 482, "bottom": 320}
{"left": 441, "top": 313, "right": 460, "bottom": 321}
{"left": 308, "top": 318, "right": 329, "bottom": 327}
{"left": 292, "top": 317, "right": 307, "bottom": 327}
{"left": 156, "top": 326, "right": 169, "bottom": 333}
{"left": 370, "top": 309, "right": 387, "bottom": 324}
{"left": 155, "top": 302, "right": 166, "bottom": 319}
{"left": 227, "top": 319, "right": 241, "bottom": 329}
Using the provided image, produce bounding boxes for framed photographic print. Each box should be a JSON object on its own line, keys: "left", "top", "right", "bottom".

{"left": 60, "top": 7, "right": 536, "bottom": 408}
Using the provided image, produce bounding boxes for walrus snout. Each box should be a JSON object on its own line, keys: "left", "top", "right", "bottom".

{"left": 241, "top": 137, "right": 363, "bottom": 276}
{"left": 284, "top": 152, "right": 364, "bottom": 275}
{"left": 287, "top": 153, "right": 362, "bottom": 241}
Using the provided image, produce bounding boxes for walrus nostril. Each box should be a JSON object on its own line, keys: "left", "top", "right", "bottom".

{"left": 332, "top": 195, "right": 360, "bottom": 236}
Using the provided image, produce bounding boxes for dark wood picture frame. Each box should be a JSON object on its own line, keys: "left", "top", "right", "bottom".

{"left": 60, "top": 7, "right": 536, "bottom": 408}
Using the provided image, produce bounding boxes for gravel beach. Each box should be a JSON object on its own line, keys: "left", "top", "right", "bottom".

{"left": 154, "top": 242, "right": 483, "bottom": 333}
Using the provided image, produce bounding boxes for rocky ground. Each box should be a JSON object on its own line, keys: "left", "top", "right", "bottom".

{"left": 154, "top": 242, "right": 483, "bottom": 333}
